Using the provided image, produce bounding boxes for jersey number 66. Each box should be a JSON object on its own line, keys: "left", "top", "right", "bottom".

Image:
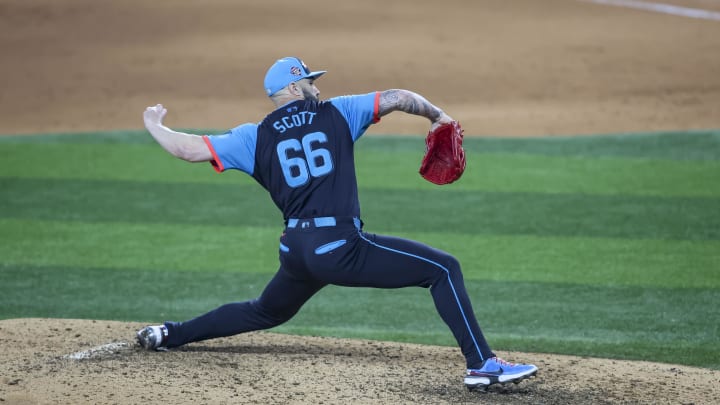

{"left": 276, "top": 132, "right": 334, "bottom": 188}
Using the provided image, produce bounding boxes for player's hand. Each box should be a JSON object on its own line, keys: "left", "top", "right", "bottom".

{"left": 143, "top": 104, "right": 167, "bottom": 129}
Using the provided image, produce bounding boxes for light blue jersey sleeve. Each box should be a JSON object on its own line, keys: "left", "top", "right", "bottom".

{"left": 202, "top": 123, "right": 258, "bottom": 174}
{"left": 328, "top": 91, "right": 381, "bottom": 142}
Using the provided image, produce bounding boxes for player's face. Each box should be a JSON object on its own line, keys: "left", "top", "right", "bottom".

{"left": 297, "top": 79, "right": 320, "bottom": 101}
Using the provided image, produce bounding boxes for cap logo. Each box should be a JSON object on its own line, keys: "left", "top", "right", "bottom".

{"left": 290, "top": 66, "right": 303, "bottom": 76}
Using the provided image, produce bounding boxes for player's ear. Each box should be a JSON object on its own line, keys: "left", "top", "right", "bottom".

{"left": 288, "top": 82, "right": 301, "bottom": 97}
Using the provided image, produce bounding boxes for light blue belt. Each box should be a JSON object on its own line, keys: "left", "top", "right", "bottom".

{"left": 287, "top": 217, "right": 336, "bottom": 228}
{"left": 286, "top": 217, "right": 361, "bottom": 230}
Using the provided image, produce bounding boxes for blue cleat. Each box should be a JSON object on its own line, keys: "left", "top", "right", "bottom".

{"left": 464, "top": 357, "right": 538, "bottom": 391}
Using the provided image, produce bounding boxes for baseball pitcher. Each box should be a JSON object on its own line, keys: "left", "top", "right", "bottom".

{"left": 137, "top": 57, "right": 537, "bottom": 390}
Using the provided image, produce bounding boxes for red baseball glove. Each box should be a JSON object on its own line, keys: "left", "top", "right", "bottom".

{"left": 419, "top": 120, "right": 466, "bottom": 185}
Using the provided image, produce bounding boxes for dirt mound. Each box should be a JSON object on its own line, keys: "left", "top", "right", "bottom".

{"left": 1, "top": 319, "right": 718, "bottom": 404}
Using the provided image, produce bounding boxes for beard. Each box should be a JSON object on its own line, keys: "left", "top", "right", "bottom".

{"left": 302, "top": 87, "right": 319, "bottom": 102}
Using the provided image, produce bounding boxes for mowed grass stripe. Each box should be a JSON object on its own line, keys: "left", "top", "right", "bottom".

{"left": 3, "top": 130, "right": 719, "bottom": 161}
{"left": 0, "top": 218, "right": 280, "bottom": 274}
{"left": 0, "top": 142, "right": 247, "bottom": 186}
{"left": 2, "top": 142, "right": 719, "bottom": 197}
{"left": 356, "top": 131, "right": 720, "bottom": 161}
{"left": 411, "top": 231, "right": 719, "bottom": 289}
{"left": 2, "top": 218, "right": 717, "bottom": 288}
{"left": 415, "top": 153, "right": 720, "bottom": 197}
{"left": 458, "top": 130, "right": 720, "bottom": 161}
{"left": 1, "top": 263, "right": 717, "bottom": 368}
{"left": 361, "top": 188, "right": 720, "bottom": 241}
{"left": 0, "top": 263, "right": 268, "bottom": 321}
{"left": 2, "top": 177, "right": 718, "bottom": 240}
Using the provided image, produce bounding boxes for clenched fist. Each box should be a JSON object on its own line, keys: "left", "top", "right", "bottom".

{"left": 144, "top": 104, "right": 168, "bottom": 129}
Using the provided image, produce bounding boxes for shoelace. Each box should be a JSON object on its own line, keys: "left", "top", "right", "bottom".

{"left": 492, "top": 357, "right": 516, "bottom": 367}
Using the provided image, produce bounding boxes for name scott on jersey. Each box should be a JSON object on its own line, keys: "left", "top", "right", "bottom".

{"left": 273, "top": 111, "right": 317, "bottom": 133}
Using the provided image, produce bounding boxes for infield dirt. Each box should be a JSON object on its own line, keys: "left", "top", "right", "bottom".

{"left": 1, "top": 0, "right": 719, "bottom": 404}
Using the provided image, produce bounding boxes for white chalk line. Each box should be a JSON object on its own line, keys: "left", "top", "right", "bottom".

{"left": 64, "top": 341, "right": 132, "bottom": 360}
{"left": 582, "top": 0, "right": 720, "bottom": 21}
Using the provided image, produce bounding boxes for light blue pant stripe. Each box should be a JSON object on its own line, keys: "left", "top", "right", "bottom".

{"left": 357, "top": 232, "right": 484, "bottom": 361}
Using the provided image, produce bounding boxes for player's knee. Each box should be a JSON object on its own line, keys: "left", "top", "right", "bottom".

{"left": 438, "top": 253, "right": 463, "bottom": 279}
{"left": 435, "top": 251, "right": 460, "bottom": 270}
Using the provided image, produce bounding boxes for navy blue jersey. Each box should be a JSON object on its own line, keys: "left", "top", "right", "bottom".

{"left": 204, "top": 92, "right": 380, "bottom": 220}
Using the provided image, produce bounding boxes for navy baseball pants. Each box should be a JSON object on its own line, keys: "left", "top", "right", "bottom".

{"left": 164, "top": 217, "right": 495, "bottom": 368}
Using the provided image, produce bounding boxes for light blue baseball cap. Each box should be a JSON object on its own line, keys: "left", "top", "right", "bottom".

{"left": 263, "top": 57, "right": 326, "bottom": 96}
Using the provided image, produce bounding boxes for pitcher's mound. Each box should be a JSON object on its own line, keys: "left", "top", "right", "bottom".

{"left": 1, "top": 318, "right": 718, "bottom": 404}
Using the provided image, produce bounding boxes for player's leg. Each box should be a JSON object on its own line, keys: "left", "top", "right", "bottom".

{"left": 365, "top": 232, "right": 494, "bottom": 369}
{"left": 341, "top": 231, "right": 537, "bottom": 389}
{"left": 305, "top": 228, "right": 492, "bottom": 368}
{"left": 143, "top": 267, "right": 325, "bottom": 349}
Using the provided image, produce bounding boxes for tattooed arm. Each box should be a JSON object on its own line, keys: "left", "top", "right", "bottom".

{"left": 377, "top": 89, "right": 454, "bottom": 130}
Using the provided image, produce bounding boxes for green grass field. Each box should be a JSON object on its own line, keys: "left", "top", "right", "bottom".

{"left": 1, "top": 129, "right": 718, "bottom": 369}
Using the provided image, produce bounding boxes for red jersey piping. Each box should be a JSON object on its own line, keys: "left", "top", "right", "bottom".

{"left": 202, "top": 135, "right": 224, "bottom": 173}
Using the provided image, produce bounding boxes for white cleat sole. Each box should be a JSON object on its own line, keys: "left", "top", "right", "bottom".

{"left": 465, "top": 367, "right": 538, "bottom": 391}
